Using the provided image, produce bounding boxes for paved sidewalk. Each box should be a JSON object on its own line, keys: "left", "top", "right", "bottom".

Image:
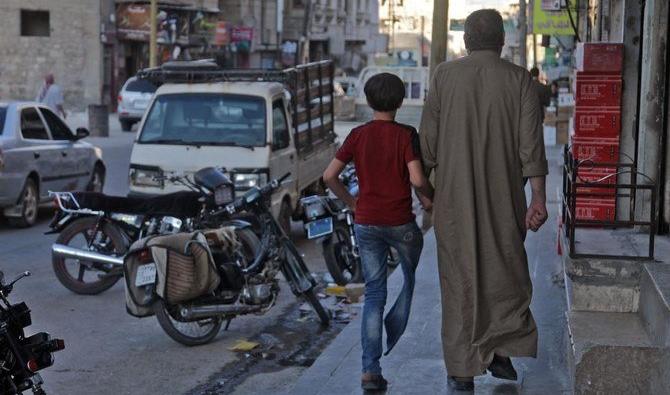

{"left": 288, "top": 149, "right": 571, "bottom": 394}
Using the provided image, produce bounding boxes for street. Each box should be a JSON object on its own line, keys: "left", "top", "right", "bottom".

{"left": 0, "top": 115, "right": 359, "bottom": 395}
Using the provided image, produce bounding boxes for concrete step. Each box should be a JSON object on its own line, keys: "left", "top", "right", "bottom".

{"left": 566, "top": 310, "right": 669, "bottom": 394}
{"left": 639, "top": 263, "right": 670, "bottom": 346}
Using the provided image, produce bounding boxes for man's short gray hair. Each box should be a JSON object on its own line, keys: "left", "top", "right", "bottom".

{"left": 464, "top": 9, "right": 505, "bottom": 52}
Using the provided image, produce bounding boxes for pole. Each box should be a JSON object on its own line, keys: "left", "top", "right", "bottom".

{"left": 519, "top": 0, "right": 527, "bottom": 68}
{"left": 532, "top": 33, "right": 537, "bottom": 68}
{"left": 430, "top": 0, "right": 449, "bottom": 78}
{"left": 149, "top": 0, "right": 157, "bottom": 67}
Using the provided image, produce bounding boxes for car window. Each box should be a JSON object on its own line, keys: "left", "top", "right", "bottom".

{"left": 125, "top": 78, "right": 157, "bottom": 93}
{"left": 271, "top": 99, "right": 290, "bottom": 150}
{"left": 20, "top": 107, "right": 50, "bottom": 140}
{"left": 0, "top": 107, "right": 6, "bottom": 135}
{"left": 40, "top": 107, "right": 73, "bottom": 140}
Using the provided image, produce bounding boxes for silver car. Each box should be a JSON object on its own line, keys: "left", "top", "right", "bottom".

{"left": 117, "top": 77, "right": 157, "bottom": 132}
{"left": 0, "top": 102, "right": 105, "bottom": 227}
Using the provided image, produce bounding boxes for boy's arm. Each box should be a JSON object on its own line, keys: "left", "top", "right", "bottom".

{"left": 323, "top": 159, "right": 356, "bottom": 210}
{"left": 408, "top": 160, "right": 434, "bottom": 210}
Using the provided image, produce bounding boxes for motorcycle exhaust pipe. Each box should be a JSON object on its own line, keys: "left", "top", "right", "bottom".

{"left": 180, "top": 304, "right": 263, "bottom": 320}
{"left": 51, "top": 244, "right": 124, "bottom": 266}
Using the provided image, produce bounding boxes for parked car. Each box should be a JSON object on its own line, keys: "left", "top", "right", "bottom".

{"left": 128, "top": 60, "right": 338, "bottom": 234}
{"left": 0, "top": 102, "right": 105, "bottom": 227}
{"left": 117, "top": 77, "right": 157, "bottom": 132}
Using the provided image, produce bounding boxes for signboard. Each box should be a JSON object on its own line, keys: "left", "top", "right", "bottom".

{"left": 533, "top": 0, "right": 576, "bottom": 35}
{"left": 116, "top": 4, "right": 152, "bottom": 41}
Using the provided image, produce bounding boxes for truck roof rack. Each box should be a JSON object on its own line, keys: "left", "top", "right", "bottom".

{"left": 137, "top": 59, "right": 292, "bottom": 85}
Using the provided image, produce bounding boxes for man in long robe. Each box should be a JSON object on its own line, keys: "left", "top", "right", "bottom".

{"left": 419, "top": 9, "right": 549, "bottom": 391}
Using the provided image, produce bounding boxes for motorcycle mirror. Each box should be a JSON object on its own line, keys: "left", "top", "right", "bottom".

{"left": 8, "top": 271, "right": 31, "bottom": 287}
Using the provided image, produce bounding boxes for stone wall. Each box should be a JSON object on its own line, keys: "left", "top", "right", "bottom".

{"left": 0, "top": 0, "right": 102, "bottom": 111}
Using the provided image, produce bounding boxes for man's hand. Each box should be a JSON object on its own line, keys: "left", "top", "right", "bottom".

{"left": 525, "top": 199, "right": 547, "bottom": 232}
{"left": 418, "top": 194, "right": 433, "bottom": 211}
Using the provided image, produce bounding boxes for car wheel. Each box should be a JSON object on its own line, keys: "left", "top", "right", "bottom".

{"left": 8, "top": 179, "right": 38, "bottom": 228}
{"left": 120, "top": 120, "right": 133, "bottom": 132}
{"left": 87, "top": 165, "right": 105, "bottom": 193}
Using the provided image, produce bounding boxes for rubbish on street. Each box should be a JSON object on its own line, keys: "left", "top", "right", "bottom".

{"left": 228, "top": 340, "right": 260, "bottom": 352}
{"left": 325, "top": 285, "right": 347, "bottom": 297}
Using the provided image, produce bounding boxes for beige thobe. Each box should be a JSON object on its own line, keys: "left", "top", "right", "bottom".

{"left": 419, "top": 50, "right": 548, "bottom": 377}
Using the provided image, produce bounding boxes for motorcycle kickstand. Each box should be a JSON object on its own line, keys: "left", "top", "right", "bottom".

{"left": 224, "top": 318, "right": 232, "bottom": 331}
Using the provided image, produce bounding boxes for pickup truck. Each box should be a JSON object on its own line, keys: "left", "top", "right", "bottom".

{"left": 127, "top": 60, "right": 338, "bottom": 232}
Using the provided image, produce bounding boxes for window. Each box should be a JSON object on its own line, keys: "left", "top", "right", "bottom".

{"left": 139, "top": 93, "right": 267, "bottom": 147}
{"left": 40, "top": 108, "right": 73, "bottom": 140}
{"left": 21, "top": 108, "right": 49, "bottom": 140}
{"left": 125, "top": 78, "right": 157, "bottom": 93}
{"left": 20, "top": 10, "right": 50, "bottom": 37}
{"left": 272, "top": 99, "right": 290, "bottom": 150}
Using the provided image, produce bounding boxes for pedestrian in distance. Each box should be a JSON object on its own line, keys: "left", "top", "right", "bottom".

{"left": 419, "top": 9, "right": 548, "bottom": 392}
{"left": 36, "top": 73, "right": 66, "bottom": 119}
{"left": 323, "top": 72, "right": 434, "bottom": 392}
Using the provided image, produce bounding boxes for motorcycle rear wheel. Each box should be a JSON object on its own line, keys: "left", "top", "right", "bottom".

{"left": 155, "top": 228, "right": 261, "bottom": 346}
{"left": 322, "top": 224, "right": 363, "bottom": 285}
{"left": 52, "top": 217, "right": 126, "bottom": 295}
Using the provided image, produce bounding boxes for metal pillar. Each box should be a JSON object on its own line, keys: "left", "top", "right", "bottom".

{"left": 519, "top": 0, "right": 527, "bottom": 68}
{"left": 430, "top": 0, "right": 449, "bottom": 78}
{"left": 149, "top": 0, "right": 157, "bottom": 67}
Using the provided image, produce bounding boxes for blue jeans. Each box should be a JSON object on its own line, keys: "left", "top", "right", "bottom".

{"left": 355, "top": 221, "right": 423, "bottom": 375}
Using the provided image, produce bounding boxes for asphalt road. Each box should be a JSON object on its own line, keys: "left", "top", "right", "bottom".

{"left": 0, "top": 115, "right": 361, "bottom": 394}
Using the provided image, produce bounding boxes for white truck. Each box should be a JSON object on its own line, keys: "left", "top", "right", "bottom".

{"left": 127, "top": 60, "right": 337, "bottom": 231}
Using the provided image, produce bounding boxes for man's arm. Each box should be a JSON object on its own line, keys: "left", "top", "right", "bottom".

{"left": 419, "top": 65, "right": 443, "bottom": 175}
{"left": 520, "top": 74, "right": 549, "bottom": 232}
{"left": 323, "top": 159, "right": 356, "bottom": 210}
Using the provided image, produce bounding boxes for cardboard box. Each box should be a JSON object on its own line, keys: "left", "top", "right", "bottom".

{"left": 575, "top": 167, "right": 617, "bottom": 196}
{"left": 557, "top": 105, "right": 574, "bottom": 122}
{"left": 556, "top": 121, "right": 569, "bottom": 144}
{"left": 575, "top": 43, "right": 624, "bottom": 73}
{"left": 573, "top": 107, "right": 621, "bottom": 137}
{"left": 544, "top": 110, "right": 557, "bottom": 126}
{"left": 573, "top": 73, "right": 622, "bottom": 107}
{"left": 574, "top": 197, "right": 616, "bottom": 221}
{"left": 571, "top": 136, "right": 620, "bottom": 162}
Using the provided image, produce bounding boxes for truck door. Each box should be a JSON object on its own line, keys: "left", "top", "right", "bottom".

{"left": 268, "top": 97, "right": 298, "bottom": 209}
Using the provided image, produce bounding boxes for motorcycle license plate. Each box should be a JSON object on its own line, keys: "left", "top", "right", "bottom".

{"left": 306, "top": 217, "right": 333, "bottom": 239}
{"left": 135, "top": 263, "right": 156, "bottom": 286}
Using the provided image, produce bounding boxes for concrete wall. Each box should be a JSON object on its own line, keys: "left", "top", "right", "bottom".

{"left": 0, "top": 0, "right": 102, "bottom": 111}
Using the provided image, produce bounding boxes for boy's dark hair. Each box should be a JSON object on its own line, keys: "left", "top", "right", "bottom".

{"left": 364, "top": 73, "right": 406, "bottom": 112}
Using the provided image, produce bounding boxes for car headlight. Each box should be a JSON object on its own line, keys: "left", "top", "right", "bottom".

{"left": 129, "top": 165, "right": 163, "bottom": 188}
{"left": 214, "top": 184, "right": 235, "bottom": 206}
{"left": 233, "top": 173, "right": 268, "bottom": 190}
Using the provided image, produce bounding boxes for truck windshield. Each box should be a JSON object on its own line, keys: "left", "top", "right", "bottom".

{"left": 139, "top": 93, "right": 266, "bottom": 147}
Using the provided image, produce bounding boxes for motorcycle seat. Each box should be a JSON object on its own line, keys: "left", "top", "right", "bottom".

{"left": 70, "top": 191, "right": 203, "bottom": 217}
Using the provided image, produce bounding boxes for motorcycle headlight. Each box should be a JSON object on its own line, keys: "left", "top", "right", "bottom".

{"left": 129, "top": 165, "right": 163, "bottom": 188}
{"left": 214, "top": 184, "right": 235, "bottom": 206}
{"left": 233, "top": 173, "right": 268, "bottom": 190}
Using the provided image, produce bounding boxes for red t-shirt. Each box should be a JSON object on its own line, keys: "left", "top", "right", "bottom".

{"left": 335, "top": 120, "right": 420, "bottom": 226}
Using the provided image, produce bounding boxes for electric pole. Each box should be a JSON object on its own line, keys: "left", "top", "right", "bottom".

{"left": 150, "top": 0, "right": 158, "bottom": 67}
{"left": 519, "top": 0, "right": 527, "bottom": 68}
{"left": 430, "top": 0, "right": 449, "bottom": 78}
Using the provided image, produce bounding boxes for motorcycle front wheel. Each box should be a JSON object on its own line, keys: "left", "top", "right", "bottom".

{"left": 322, "top": 224, "right": 362, "bottom": 285}
{"left": 52, "top": 217, "right": 126, "bottom": 295}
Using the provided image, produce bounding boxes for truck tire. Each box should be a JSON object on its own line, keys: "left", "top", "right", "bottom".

{"left": 279, "top": 199, "right": 292, "bottom": 239}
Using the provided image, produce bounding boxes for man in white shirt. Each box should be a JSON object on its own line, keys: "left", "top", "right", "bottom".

{"left": 36, "top": 73, "right": 66, "bottom": 119}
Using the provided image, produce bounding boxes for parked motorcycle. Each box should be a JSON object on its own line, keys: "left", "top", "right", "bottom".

{"left": 301, "top": 164, "right": 398, "bottom": 286}
{"left": 131, "top": 173, "right": 329, "bottom": 346}
{"left": 0, "top": 270, "right": 65, "bottom": 394}
{"left": 48, "top": 167, "right": 239, "bottom": 295}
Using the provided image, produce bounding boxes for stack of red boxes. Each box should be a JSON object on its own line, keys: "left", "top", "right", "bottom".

{"left": 571, "top": 42, "right": 624, "bottom": 222}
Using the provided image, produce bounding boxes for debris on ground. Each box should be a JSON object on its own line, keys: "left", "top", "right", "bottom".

{"left": 228, "top": 340, "right": 260, "bottom": 352}
{"left": 325, "top": 285, "right": 347, "bottom": 297}
{"left": 345, "top": 283, "right": 365, "bottom": 303}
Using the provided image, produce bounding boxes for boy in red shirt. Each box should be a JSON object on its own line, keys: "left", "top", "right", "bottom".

{"left": 323, "top": 73, "right": 434, "bottom": 391}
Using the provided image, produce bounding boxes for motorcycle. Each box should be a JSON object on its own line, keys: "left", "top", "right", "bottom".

{"left": 133, "top": 173, "right": 329, "bottom": 346}
{"left": 0, "top": 270, "right": 65, "bottom": 394}
{"left": 48, "top": 167, "right": 240, "bottom": 295}
{"left": 301, "top": 165, "right": 399, "bottom": 286}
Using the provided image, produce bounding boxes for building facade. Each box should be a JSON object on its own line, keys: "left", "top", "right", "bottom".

{"left": 0, "top": 0, "right": 104, "bottom": 111}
